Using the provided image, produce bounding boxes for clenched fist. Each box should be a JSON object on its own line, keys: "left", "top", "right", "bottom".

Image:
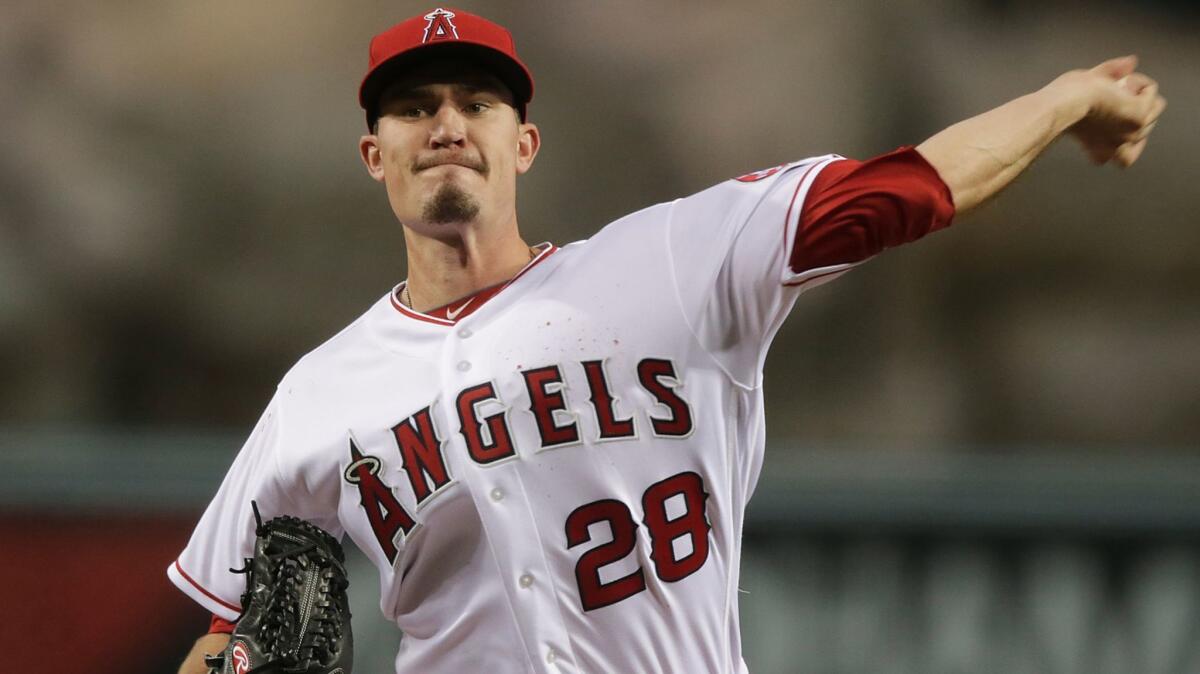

{"left": 1047, "top": 55, "right": 1167, "bottom": 168}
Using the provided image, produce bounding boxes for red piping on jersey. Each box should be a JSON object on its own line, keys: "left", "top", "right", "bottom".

{"left": 391, "top": 296, "right": 456, "bottom": 325}
{"left": 390, "top": 243, "right": 559, "bottom": 325}
{"left": 780, "top": 160, "right": 827, "bottom": 277}
{"left": 173, "top": 559, "right": 241, "bottom": 613}
{"left": 782, "top": 265, "right": 851, "bottom": 289}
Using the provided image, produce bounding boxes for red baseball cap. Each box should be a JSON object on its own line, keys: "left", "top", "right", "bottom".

{"left": 359, "top": 7, "right": 534, "bottom": 129}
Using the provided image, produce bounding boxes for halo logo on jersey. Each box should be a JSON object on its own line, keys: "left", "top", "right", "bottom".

{"left": 231, "top": 641, "right": 251, "bottom": 674}
{"left": 422, "top": 8, "right": 459, "bottom": 43}
{"left": 344, "top": 439, "right": 417, "bottom": 563}
{"left": 734, "top": 164, "right": 785, "bottom": 183}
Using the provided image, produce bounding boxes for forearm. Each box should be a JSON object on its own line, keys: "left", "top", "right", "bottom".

{"left": 178, "top": 633, "right": 229, "bottom": 674}
{"left": 916, "top": 83, "right": 1090, "bottom": 214}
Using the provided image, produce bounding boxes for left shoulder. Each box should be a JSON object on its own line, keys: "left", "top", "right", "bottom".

{"left": 668, "top": 154, "right": 845, "bottom": 229}
{"left": 728, "top": 154, "right": 841, "bottom": 186}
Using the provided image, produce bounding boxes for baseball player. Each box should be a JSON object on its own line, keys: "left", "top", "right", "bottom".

{"left": 171, "top": 7, "right": 1165, "bottom": 674}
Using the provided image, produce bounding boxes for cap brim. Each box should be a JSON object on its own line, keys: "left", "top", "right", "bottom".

{"left": 360, "top": 42, "right": 533, "bottom": 127}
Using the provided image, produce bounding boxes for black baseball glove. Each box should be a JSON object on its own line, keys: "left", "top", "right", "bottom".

{"left": 206, "top": 502, "right": 353, "bottom": 674}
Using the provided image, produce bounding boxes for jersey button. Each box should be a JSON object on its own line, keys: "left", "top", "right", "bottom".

{"left": 456, "top": 360, "right": 471, "bottom": 372}
{"left": 546, "top": 650, "right": 558, "bottom": 664}
{"left": 518, "top": 573, "right": 534, "bottom": 588}
{"left": 457, "top": 327, "right": 472, "bottom": 339}
{"left": 490, "top": 487, "right": 504, "bottom": 502}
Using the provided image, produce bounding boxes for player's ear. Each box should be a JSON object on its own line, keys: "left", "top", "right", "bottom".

{"left": 359, "top": 134, "right": 386, "bottom": 182}
{"left": 515, "top": 122, "right": 540, "bottom": 175}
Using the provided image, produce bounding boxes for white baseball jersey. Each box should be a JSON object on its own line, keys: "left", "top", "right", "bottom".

{"left": 170, "top": 153, "right": 854, "bottom": 673}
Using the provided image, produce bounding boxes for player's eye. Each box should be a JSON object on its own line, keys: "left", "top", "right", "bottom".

{"left": 464, "top": 102, "right": 490, "bottom": 115}
{"left": 400, "top": 106, "right": 429, "bottom": 119}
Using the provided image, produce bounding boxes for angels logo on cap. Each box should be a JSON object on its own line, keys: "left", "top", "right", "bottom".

{"left": 422, "top": 8, "right": 459, "bottom": 43}
{"left": 358, "top": 6, "right": 536, "bottom": 128}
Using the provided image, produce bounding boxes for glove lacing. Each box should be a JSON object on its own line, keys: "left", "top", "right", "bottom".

{"left": 227, "top": 502, "right": 348, "bottom": 673}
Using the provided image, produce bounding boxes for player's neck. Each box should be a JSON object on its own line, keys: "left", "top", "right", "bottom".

{"left": 402, "top": 222, "right": 535, "bottom": 313}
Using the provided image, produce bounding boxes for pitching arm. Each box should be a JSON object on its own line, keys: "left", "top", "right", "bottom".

{"left": 915, "top": 55, "right": 1165, "bottom": 215}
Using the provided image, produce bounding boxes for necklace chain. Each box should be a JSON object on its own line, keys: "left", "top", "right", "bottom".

{"left": 402, "top": 245, "right": 539, "bottom": 309}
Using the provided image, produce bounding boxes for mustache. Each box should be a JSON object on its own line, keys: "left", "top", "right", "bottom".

{"left": 412, "top": 154, "right": 488, "bottom": 174}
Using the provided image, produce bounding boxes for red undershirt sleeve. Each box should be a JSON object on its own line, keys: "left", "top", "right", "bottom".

{"left": 209, "top": 613, "right": 237, "bottom": 634}
{"left": 789, "top": 146, "right": 956, "bottom": 275}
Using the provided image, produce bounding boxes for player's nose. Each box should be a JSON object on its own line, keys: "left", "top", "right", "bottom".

{"left": 428, "top": 103, "right": 467, "bottom": 149}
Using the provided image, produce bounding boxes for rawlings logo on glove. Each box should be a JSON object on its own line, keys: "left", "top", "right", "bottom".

{"left": 206, "top": 502, "right": 353, "bottom": 674}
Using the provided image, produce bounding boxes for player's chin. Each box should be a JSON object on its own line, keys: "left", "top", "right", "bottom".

{"left": 421, "top": 182, "right": 482, "bottom": 225}
{"left": 414, "top": 169, "right": 482, "bottom": 198}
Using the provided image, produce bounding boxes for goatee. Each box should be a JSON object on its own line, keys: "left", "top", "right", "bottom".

{"left": 423, "top": 183, "right": 480, "bottom": 224}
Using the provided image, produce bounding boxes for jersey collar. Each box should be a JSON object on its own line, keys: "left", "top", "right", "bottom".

{"left": 390, "top": 242, "right": 557, "bottom": 326}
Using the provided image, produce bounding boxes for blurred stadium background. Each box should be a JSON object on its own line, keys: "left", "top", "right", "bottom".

{"left": 1, "top": 1, "right": 1197, "bottom": 672}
